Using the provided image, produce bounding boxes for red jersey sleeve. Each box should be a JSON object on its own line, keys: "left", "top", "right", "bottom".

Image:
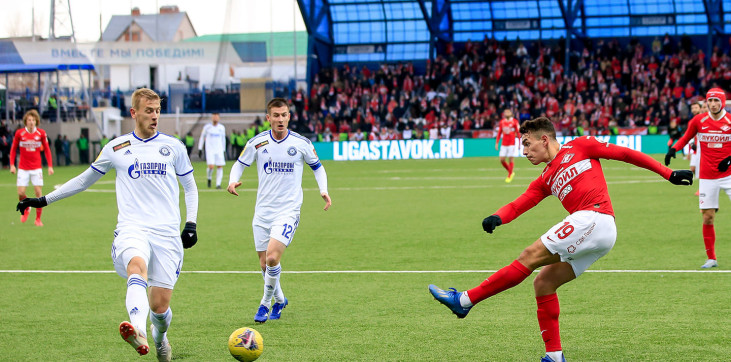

{"left": 9, "top": 129, "right": 20, "bottom": 166}
{"left": 494, "top": 177, "right": 550, "bottom": 224}
{"left": 579, "top": 136, "right": 673, "bottom": 180}
{"left": 41, "top": 130, "right": 53, "bottom": 166}
{"left": 671, "top": 116, "right": 699, "bottom": 152}
{"left": 495, "top": 120, "right": 503, "bottom": 146}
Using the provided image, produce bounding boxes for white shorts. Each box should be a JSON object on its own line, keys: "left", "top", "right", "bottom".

{"left": 541, "top": 211, "right": 617, "bottom": 277}
{"left": 698, "top": 175, "right": 731, "bottom": 209}
{"left": 17, "top": 168, "right": 43, "bottom": 187}
{"left": 499, "top": 145, "right": 517, "bottom": 157}
{"left": 690, "top": 149, "right": 700, "bottom": 169}
{"left": 111, "top": 228, "right": 184, "bottom": 289}
{"left": 252, "top": 214, "right": 300, "bottom": 252}
{"left": 206, "top": 150, "right": 226, "bottom": 166}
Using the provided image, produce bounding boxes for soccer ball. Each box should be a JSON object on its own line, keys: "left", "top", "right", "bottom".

{"left": 228, "top": 327, "right": 264, "bottom": 361}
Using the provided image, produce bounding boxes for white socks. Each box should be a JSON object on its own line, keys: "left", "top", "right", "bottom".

{"left": 215, "top": 167, "right": 223, "bottom": 187}
{"left": 260, "top": 264, "right": 281, "bottom": 308}
{"left": 125, "top": 274, "right": 149, "bottom": 335}
{"left": 150, "top": 308, "right": 172, "bottom": 345}
{"left": 206, "top": 168, "right": 213, "bottom": 180}
{"left": 262, "top": 268, "right": 286, "bottom": 304}
{"left": 460, "top": 291, "right": 473, "bottom": 308}
{"left": 546, "top": 351, "right": 563, "bottom": 361}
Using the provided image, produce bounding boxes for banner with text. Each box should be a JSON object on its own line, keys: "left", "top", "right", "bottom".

{"left": 313, "top": 135, "right": 671, "bottom": 161}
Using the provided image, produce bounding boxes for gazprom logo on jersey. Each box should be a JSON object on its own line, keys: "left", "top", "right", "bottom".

{"left": 333, "top": 139, "right": 464, "bottom": 161}
{"left": 127, "top": 159, "right": 168, "bottom": 179}
{"left": 263, "top": 158, "right": 295, "bottom": 174}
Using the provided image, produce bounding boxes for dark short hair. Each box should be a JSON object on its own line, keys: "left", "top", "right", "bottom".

{"left": 520, "top": 116, "right": 556, "bottom": 140}
{"left": 267, "top": 98, "right": 289, "bottom": 113}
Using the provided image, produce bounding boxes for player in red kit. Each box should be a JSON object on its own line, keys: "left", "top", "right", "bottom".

{"left": 9, "top": 110, "right": 54, "bottom": 226}
{"left": 495, "top": 109, "right": 520, "bottom": 182}
{"left": 666, "top": 87, "right": 731, "bottom": 269}
{"left": 429, "top": 117, "right": 693, "bottom": 362}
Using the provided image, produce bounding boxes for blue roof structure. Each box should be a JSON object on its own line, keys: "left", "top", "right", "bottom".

{"left": 297, "top": 0, "right": 729, "bottom": 85}
{"left": 0, "top": 63, "right": 94, "bottom": 74}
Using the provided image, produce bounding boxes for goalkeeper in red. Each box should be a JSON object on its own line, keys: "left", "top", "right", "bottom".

{"left": 429, "top": 117, "right": 693, "bottom": 362}
{"left": 666, "top": 87, "right": 731, "bottom": 269}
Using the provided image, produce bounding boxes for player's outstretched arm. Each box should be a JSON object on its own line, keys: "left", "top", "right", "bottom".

{"left": 18, "top": 168, "right": 104, "bottom": 215}
{"left": 668, "top": 170, "right": 693, "bottom": 185}
{"left": 16, "top": 197, "right": 47, "bottom": 214}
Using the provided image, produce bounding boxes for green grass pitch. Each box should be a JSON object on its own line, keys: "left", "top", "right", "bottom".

{"left": 1, "top": 155, "right": 729, "bottom": 361}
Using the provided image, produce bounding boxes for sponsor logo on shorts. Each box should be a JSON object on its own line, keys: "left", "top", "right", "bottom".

{"left": 566, "top": 222, "right": 596, "bottom": 254}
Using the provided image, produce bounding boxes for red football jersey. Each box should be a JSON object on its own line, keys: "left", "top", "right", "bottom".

{"left": 671, "top": 110, "right": 731, "bottom": 180}
{"left": 496, "top": 118, "right": 521, "bottom": 146}
{"left": 9, "top": 127, "right": 52, "bottom": 170}
{"left": 495, "top": 136, "right": 672, "bottom": 224}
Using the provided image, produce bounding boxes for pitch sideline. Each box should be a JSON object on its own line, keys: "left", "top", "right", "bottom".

{"left": 0, "top": 269, "right": 729, "bottom": 274}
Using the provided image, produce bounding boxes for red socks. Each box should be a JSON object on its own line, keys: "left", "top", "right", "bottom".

{"left": 501, "top": 160, "right": 510, "bottom": 172}
{"left": 703, "top": 224, "right": 716, "bottom": 260}
{"left": 536, "top": 293, "right": 562, "bottom": 352}
{"left": 36, "top": 207, "right": 43, "bottom": 221}
{"left": 466, "top": 260, "right": 532, "bottom": 304}
{"left": 508, "top": 161, "right": 515, "bottom": 175}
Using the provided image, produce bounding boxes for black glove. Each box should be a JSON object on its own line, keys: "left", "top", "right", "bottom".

{"left": 482, "top": 215, "right": 502, "bottom": 234}
{"left": 718, "top": 156, "right": 731, "bottom": 172}
{"left": 181, "top": 222, "right": 197, "bottom": 249}
{"left": 16, "top": 196, "right": 47, "bottom": 214}
{"left": 664, "top": 148, "right": 676, "bottom": 166}
{"left": 668, "top": 170, "right": 693, "bottom": 186}
{"left": 198, "top": 150, "right": 202, "bottom": 158}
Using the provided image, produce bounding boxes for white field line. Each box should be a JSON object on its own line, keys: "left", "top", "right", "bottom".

{"left": 1, "top": 269, "right": 729, "bottom": 274}
{"left": 15, "top": 178, "right": 667, "bottom": 193}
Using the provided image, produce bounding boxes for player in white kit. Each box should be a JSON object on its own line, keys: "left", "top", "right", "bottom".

{"left": 17, "top": 89, "right": 199, "bottom": 361}
{"left": 198, "top": 112, "right": 227, "bottom": 188}
{"left": 228, "top": 98, "right": 331, "bottom": 323}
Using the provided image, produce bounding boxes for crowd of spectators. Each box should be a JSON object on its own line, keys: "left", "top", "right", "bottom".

{"left": 285, "top": 34, "right": 731, "bottom": 141}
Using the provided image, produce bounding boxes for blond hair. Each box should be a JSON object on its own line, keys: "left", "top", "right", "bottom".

{"left": 131, "top": 88, "right": 161, "bottom": 111}
{"left": 23, "top": 109, "right": 41, "bottom": 127}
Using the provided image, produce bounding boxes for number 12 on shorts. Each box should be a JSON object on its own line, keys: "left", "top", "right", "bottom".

{"left": 281, "top": 220, "right": 299, "bottom": 240}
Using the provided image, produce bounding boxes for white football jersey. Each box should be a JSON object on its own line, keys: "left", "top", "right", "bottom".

{"left": 92, "top": 132, "right": 194, "bottom": 236}
{"left": 238, "top": 130, "right": 321, "bottom": 220}
{"left": 199, "top": 123, "right": 227, "bottom": 152}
